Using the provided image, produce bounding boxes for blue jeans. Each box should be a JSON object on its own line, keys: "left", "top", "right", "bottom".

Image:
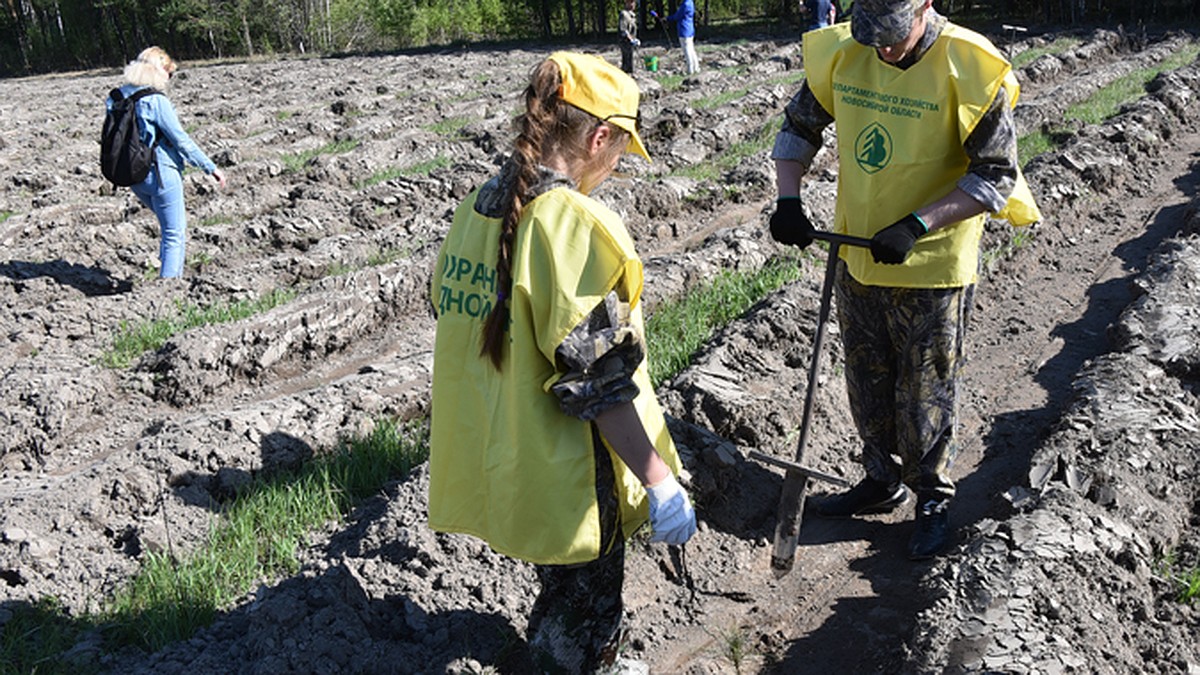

{"left": 132, "top": 166, "right": 187, "bottom": 278}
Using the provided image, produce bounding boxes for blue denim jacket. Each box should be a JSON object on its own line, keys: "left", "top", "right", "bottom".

{"left": 666, "top": 0, "right": 695, "bottom": 38}
{"left": 107, "top": 83, "right": 217, "bottom": 176}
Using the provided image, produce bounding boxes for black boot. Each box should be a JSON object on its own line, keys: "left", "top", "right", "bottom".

{"left": 812, "top": 477, "right": 908, "bottom": 518}
{"left": 908, "top": 497, "right": 950, "bottom": 560}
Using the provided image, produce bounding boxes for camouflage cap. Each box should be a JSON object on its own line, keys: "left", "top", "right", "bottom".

{"left": 851, "top": 0, "right": 925, "bottom": 47}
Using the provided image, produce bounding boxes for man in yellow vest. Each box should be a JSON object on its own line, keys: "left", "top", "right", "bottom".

{"left": 769, "top": 0, "right": 1040, "bottom": 559}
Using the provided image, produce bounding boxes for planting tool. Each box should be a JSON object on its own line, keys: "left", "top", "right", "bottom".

{"left": 752, "top": 229, "right": 871, "bottom": 576}
{"left": 650, "top": 11, "right": 675, "bottom": 49}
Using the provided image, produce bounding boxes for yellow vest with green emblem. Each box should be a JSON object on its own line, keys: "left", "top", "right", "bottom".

{"left": 429, "top": 186, "right": 682, "bottom": 565}
{"left": 803, "top": 22, "right": 1041, "bottom": 288}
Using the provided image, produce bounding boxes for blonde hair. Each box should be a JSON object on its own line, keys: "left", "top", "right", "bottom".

{"left": 123, "top": 46, "right": 176, "bottom": 90}
{"left": 478, "top": 58, "right": 631, "bottom": 369}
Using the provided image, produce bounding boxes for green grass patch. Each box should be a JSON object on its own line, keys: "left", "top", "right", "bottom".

{"left": 682, "top": 182, "right": 748, "bottom": 205}
{"left": 1017, "top": 130, "right": 1055, "bottom": 169}
{"left": 326, "top": 261, "right": 356, "bottom": 277}
{"left": 198, "top": 214, "right": 235, "bottom": 227}
{"left": 326, "top": 244, "right": 417, "bottom": 277}
{"left": 281, "top": 139, "right": 360, "bottom": 173}
{"left": 424, "top": 116, "right": 472, "bottom": 137}
{"left": 676, "top": 162, "right": 720, "bottom": 182}
{"left": 766, "top": 70, "right": 807, "bottom": 87}
{"left": 101, "top": 288, "right": 298, "bottom": 368}
{"left": 1179, "top": 567, "right": 1200, "bottom": 604}
{"left": 0, "top": 419, "right": 430, "bottom": 668}
{"left": 1016, "top": 43, "right": 1200, "bottom": 164}
{"left": 1010, "top": 36, "right": 1081, "bottom": 69}
{"left": 0, "top": 596, "right": 93, "bottom": 675}
{"left": 1068, "top": 45, "right": 1200, "bottom": 125}
{"left": 1160, "top": 549, "right": 1200, "bottom": 604}
{"left": 981, "top": 225, "right": 1036, "bottom": 273}
{"left": 275, "top": 109, "right": 295, "bottom": 121}
{"left": 657, "top": 73, "right": 686, "bottom": 92}
{"left": 367, "top": 246, "right": 408, "bottom": 266}
{"left": 357, "top": 156, "right": 453, "bottom": 188}
{"left": 646, "top": 255, "right": 805, "bottom": 386}
{"left": 186, "top": 251, "right": 215, "bottom": 270}
{"left": 693, "top": 87, "right": 749, "bottom": 111}
{"left": 0, "top": 210, "right": 14, "bottom": 224}
{"left": 673, "top": 121, "right": 775, "bottom": 182}
{"left": 358, "top": 166, "right": 408, "bottom": 188}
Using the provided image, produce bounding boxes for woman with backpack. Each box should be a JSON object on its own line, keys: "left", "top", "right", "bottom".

{"left": 428, "top": 52, "right": 696, "bottom": 672}
{"left": 107, "top": 46, "right": 226, "bottom": 279}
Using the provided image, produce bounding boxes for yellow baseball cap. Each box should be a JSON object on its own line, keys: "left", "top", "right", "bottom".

{"left": 548, "top": 51, "right": 650, "bottom": 161}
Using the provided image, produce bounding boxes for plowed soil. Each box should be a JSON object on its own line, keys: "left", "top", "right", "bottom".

{"left": 1, "top": 24, "right": 1197, "bottom": 674}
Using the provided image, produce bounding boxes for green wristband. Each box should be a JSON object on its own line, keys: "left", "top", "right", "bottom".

{"left": 912, "top": 212, "right": 930, "bottom": 233}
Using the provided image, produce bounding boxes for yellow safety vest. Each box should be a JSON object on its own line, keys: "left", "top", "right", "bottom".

{"left": 428, "top": 187, "right": 682, "bottom": 565}
{"left": 804, "top": 22, "right": 1041, "bottom": 288}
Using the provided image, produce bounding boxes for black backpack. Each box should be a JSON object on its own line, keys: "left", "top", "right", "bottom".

{"left": 100, "top": 87, "right": 160, "bottom": 187}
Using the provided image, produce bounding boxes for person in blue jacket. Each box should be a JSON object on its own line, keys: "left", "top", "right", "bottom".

{"left": 107, "top": 46, "right": 227, "bottom": 279}
{"left": 653, "top": 0, "right": 700, "bottom": 74}
{"left": 804, "top": 0, "right": 837, "bottom": 30}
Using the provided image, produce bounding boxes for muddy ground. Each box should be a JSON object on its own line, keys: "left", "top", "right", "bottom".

{"left": 1, "top": 22, "right": 1198, "bottom": 674}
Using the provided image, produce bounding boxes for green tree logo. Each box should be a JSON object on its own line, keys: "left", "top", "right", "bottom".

{"left": 854, "top": 122, "right": 892, "bottom": 174}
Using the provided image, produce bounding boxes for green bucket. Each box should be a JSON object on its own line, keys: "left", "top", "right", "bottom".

{"left": 643, "top": 55, "right": 659, "bottom": 72}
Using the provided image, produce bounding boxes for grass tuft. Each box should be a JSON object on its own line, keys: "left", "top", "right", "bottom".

{"left": 1018, "top": 44, "right": 1200, "bottom": 163}
{"left": 424, "top": 117, "right": 472, "bottom": 137}
{"left": 694, "top": 88, "right": 749, "bottom": 111}
{"left": 647, "top": 255, "right": 805, "bottom": 386}
{"left": 0, "top": 419, "right": 429, "bottom": 668}
{"left": 356, "top": 156, "right": 452, "bottom": 188}
{"left": 982, "top": 225, "right": 1036, "bottom": 273}
{"left": 1010, "top": 36, "right": 1081, "bottom": 69}
{"left": 673, "top": 121, "right": 776, "bottom": 182}
{"left": 1160, "top": 549, "right": 1200, "bottom": 604}
{"left": 657, "top": 73, "right": 686, "bottom": 92}
{"left": 101, "top": 288, "right": 298, "bottom": 369}
{"left": 1017, "top": 130, "right": 1056, "bottom": 169}
{"left": 281, "top": 139, "right": 360, "bottom": 173}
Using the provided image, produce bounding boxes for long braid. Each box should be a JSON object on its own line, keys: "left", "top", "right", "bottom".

{"left": 480, "top": 60, "right": 562, "bottom": 368}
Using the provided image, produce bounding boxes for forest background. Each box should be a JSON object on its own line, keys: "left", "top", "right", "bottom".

{"left": 3, "top": 0, "right": 1198, "bottom": 78}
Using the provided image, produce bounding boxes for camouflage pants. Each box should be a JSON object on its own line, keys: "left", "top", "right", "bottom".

{"left": 833, "top": 262, "right": 973, "bottom": 502}
{"left": 527, "top": 429, "right": 625, "bottom": 674}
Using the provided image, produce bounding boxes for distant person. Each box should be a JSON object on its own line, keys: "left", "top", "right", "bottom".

{"left": 804, "top": 0, "right": 837, "bottom": 30}
{"left": 619, "top": 0, "right": 641, "bottom": 74}
{"left": 428, "top": 52, "right": 696, "bottom": 673}
{"left": 769, "top": 0, "right": 1040, "bottom": 559}
{"left": 652, "top": 0, "right": 699, "bottom": 74}
{"left": 107, "top": 46, "right": 226, "bottom": 279}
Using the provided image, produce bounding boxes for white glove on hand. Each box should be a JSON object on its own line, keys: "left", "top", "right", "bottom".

{"left": 646, "top": 474, "right": 697, "bottom": 545}
{"left": 631, "top": 38, "right": 641, "bottom": 47}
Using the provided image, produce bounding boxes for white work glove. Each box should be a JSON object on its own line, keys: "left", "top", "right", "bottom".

{"left": 631, "top": 38, "right": 641, "bottom": 46}
{"left": 646, "top": 473, "right": 697, "bottom": 545}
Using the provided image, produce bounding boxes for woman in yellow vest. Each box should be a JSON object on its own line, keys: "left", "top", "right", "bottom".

{"left": 769, "top": 0, "right": 1040, "bottom": 559}
{"left": 429, "top": 52, "right": 696, "bottom": 673}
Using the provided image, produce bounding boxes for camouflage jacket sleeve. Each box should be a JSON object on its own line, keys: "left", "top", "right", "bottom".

{"left": 771, "top": 80, "right": 832, "bottom": 170}
{"left": 958, "top": 84, "right": 1019, "bottom": 213}
{"left": 550, "top": 291, "right": 645, "bottom": 421}
{"left": 773, "top": 80, "right": 1017, "bottom": 212}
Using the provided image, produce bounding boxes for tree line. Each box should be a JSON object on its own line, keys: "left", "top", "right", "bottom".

{"left": 1, "top": 0, "right": 1195, "bottom": 77}
{"left": 0, "top": 0, "right": 747, "bottom": 76}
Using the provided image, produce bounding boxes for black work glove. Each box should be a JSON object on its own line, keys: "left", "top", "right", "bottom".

{"left": 870, "top": 213, "right": 928, "bottom": 264}
{"left": 769, "top": 197, "right": 815, "bottom": 249}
